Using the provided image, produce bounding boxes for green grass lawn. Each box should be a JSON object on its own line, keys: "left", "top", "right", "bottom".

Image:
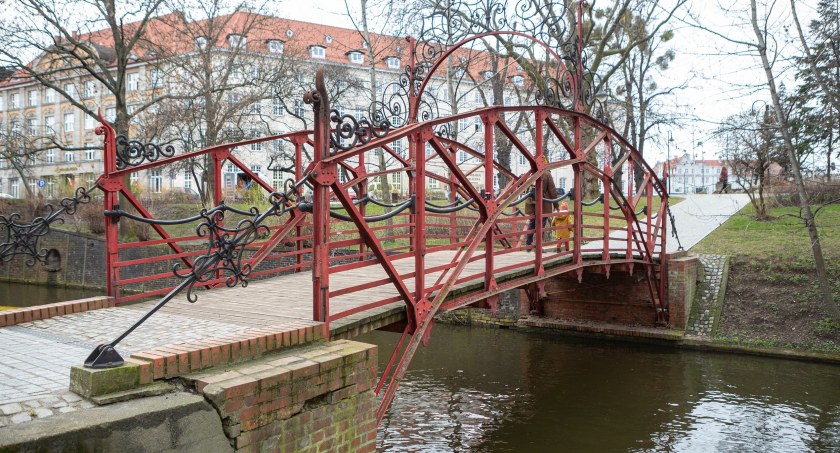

{"left": 692, "top": 202, "right": 840, "bottom": 353}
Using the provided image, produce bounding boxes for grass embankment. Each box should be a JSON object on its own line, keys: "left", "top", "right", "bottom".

{"left": 692, "top": 203, "right": 840, "bottom": 353}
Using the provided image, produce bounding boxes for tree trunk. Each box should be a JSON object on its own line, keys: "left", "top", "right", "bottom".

{"left": 751, "top": 0, "right": 837, "bottom": 314}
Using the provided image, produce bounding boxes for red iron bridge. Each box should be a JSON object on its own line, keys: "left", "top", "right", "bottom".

{"left": 79, "top": 14, "right": 674, "bottom": 423}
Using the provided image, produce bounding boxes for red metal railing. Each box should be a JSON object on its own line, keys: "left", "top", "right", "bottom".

{"left": 93, "top": 25, "right": 670, "bottom": 425}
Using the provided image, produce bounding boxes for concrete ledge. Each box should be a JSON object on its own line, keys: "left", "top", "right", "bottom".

{"left": 0, "top": 392, "right": 231, "bottom": 453}
{"left": 519, "top": 316, "right": 685, "bottom": 341}
{"left": 0, "top": 296, "right": 114, "bottom": 328}
{"left": 69, "top": 363, "right": 142, "bottom": 398}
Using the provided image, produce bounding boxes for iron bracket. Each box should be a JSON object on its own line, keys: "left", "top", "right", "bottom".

{"left": 98, "top": 176, "right": 124, "bottom": 192}
{"left": 310, "top": 162, "right": 338, "bottom": 186}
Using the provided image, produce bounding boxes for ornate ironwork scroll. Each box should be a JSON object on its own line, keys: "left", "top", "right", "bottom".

{"left": 85, "top": 177, "right": 307, "bottom": 368}
{"left": 0, "top": 187, "right": 91, "bottom": 266}
{"left": 115, "top": 135, "right": 176, "bottom": 170}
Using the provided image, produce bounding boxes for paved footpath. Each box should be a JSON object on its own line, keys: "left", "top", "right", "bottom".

{"left": 0, "top": 307, "right": 252, "bottom": 426}
{"left": 665, "top": 194, "right": 750, "bottom": 252}
{"left": 0, "top": 194, "right": 750, "bottom": 426}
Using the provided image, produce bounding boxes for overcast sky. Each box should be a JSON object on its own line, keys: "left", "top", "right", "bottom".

{"left": 269, "top": 0, "right": 823, "bottom": 166}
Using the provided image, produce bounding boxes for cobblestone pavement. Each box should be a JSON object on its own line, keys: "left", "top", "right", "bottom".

{"left": 686, "top": 254, "right": 726, "bottom": 338}
{"left": 0, "top": 306, "right": 252, "bottom": 424}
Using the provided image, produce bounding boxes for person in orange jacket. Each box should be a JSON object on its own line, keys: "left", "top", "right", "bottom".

{"left": 551, "top": 201, "right": 572, "bottom": 252}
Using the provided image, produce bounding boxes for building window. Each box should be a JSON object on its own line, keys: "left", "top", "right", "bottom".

{"left": 272, "top": 169, "right": 283, "bottom": 189}
{"left": 46, "top": 177, "right": 56, "bottom": 196}
{"left": 84, "top": 81, "right": 96, "bottom": 98}
{"left": 458, "top": 118, "right": 468, "bottom": 133}
{"left": 45, "top": 88, "right": 55, "bottom": 103}
{"left": 268, "top": 40, "right": 284, "bottom": 54}
{"left": 250, "top": 101, "right": 261, "bottom": 114}
{"left": 105, "top": 107, "right": 116, "bottom": 122}
{"left": 64, "top": 150, "right": 74, "bottom": 162}
{"left": 293, "top": 99, "right": 305, "bottom": 117}
{"left": 184, "top": 168, "right": 192, "bottom": 189}
{"left": 63, "top": 112, "right": 74, "bottom": 132}
{"left": 195, "top": 36, "right": 208, "bottom": 50}
{"left": 310, "top": 46, "right": 325, "bottom": 59}
{"left": 385, "top": 57, "right": 400, "bottom": 69}
{"left": 250, "top": 131, "right": 262, "bottom": 151}
{"left": 390, "top": 172, "right": 401, "bottom": 185}
{"left": 458, "top": 150, "right": 467, "bottom": 162}
{"left": 518, "top": 154, "right": 526, "bottom": 166}
{"left": 250, "top": 164, "right": 261, "bottom": 175}
{"left": 149, "top": 169, "right": 162, "bottom": 193}
{"left": 391, "top": 139, "right": 404, "bottom": 157}
{"left": 127, "top": 73, "right": 139, "bottom": 91}
{"left": 559, "top": 177, "right": 566, "bottom": 189}
{"left": 84, "top": 114, "right": 95, "bottom": 130}
{"left": 149, "top": 69, "right": 162, "bottom": 86}
{"left": 273, "top": 97, "right": 284, "bottom": 115}
{"left": 26, "top": 117, "right": 37, "bottom": 136}
{"left": 228, "top": 34, "right": 246, "bottom": 48}
{"left": 63, "top": 83, "right": 75, "bottom": 97}
{"left": 10, "top": 179, "right": 19, "bottom": 198}
{"left": 10, "top": 119, "right": 20, "bottom": 133}
{"left": 348, "top": 52, "right": 364, "bottom": 64}
{"left": 84, "top": 149, "right": 95, "bottom": 160}
{"left": 10, "top": 93, "right": 19, "bottom": 109}
{"left": 46, "top": 149, "right": 55, "bottom": 163}
{"left": 0, "top": 95, "right": 4, "bottom": 111}
{"left": 27, "top": 90, "right": 38, "bottom": 106}
{"left": 512, "top": 75, "right": 524, "bottom": 86}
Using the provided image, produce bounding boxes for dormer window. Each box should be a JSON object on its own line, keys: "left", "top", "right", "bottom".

{"left": 512, "top": 75, "right": 524, "bottom": 86}
{"left": 348, "top": 51, "right": 364, "bottom": 64}
{"left": 267, "top": 40, "right": 284, "bottom": 54}
{"left": 228, "top": 34, "right": 246, "bottom": 48}
{"left": 385, "top": 57, "right": 400, "bottom": 69}
{"left": 310, "top": 45, "right": 326, "bottom": 59}
{"left": 483, "top": 71, "right": 494, "bottom": 80}
{"left": 325, "top": 35, "right": 333, "bottom": 44}
{"left": 194, "top": 36, "right": 207, "bottom": 50}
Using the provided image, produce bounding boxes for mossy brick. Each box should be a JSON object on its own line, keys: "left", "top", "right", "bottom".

{"left": 221, "top": 375, "right": 259, "bottom": 399}
{"left": 194, "top": 370, "right": 243, "bottom": 393}
{"left": 249, "top": 368, "right": 292, "bottom": 390}
{"left": 286, "top": 359, "right": 319, "bottom": 381}
{"left": 69, "top": 363, "right": 140, "bottom": 398}
{"left": 123, "top": 358, "right": 153, "bottom": 385}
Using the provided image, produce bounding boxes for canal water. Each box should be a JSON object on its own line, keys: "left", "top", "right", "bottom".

{"left": 0, "top": 281, "right": 102, "bottom": 308}
{"left": 361, "top": 325, "right": 840, "bottom": 452}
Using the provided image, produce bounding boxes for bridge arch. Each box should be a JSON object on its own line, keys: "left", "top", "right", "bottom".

{"left": 84, "top": 1, "right": 670, "bottom": 426}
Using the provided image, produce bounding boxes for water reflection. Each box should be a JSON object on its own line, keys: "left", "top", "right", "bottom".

{"left": 360, "top": 325, "right": 840, "bottom": 452}
{"left": 0, "top": 281, "right": 101, "bottom": 307}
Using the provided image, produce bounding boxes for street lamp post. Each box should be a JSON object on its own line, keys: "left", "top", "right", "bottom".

{"left": 667, "top": 131, "right": 673, "bottom": 194}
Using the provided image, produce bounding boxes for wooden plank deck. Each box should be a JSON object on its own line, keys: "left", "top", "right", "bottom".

{"left": 126, "top": 249, "right": 540, "bottom": 334}
{"left": 125, "top": 243, "right": 646, "bottom": 338}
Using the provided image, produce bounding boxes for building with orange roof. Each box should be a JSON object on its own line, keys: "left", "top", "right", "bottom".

{"left": 0, "top": 10, "right": 572, "bottom": 200}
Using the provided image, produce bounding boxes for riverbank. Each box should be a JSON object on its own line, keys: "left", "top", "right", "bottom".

{"left": 437, "top": 201, "right": 840, "bottom": 363}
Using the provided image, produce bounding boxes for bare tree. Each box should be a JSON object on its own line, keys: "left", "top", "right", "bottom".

{"left": 0, "top": 0, "right": 173, "bottom": 139}
{"left": 716, "top": 105, "right": 779, "bottom": 219}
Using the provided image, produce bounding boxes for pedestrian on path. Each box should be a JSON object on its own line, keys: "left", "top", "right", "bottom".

{"left": 524, "top": 157, "right": 559, "bottom": 250}
{"left": 552, "top": 201, "right": 572, "bottom": 252}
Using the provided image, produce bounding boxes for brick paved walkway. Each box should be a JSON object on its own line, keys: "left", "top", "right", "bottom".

{"left": 0, "top": 307, "right": 253, "bottom": 425}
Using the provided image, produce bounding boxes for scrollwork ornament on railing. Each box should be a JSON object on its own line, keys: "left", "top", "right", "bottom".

{"left": 85, "top": 174, "right": 310, "bottom": 369}
{"left": 0, "top": 187, "right": 92, "bottom": 266}
{"left": 173, "top": 207, "right": 269, "bottom": 302}
{"left": 115, "top": 135, "right": 176, "bottom": 170}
